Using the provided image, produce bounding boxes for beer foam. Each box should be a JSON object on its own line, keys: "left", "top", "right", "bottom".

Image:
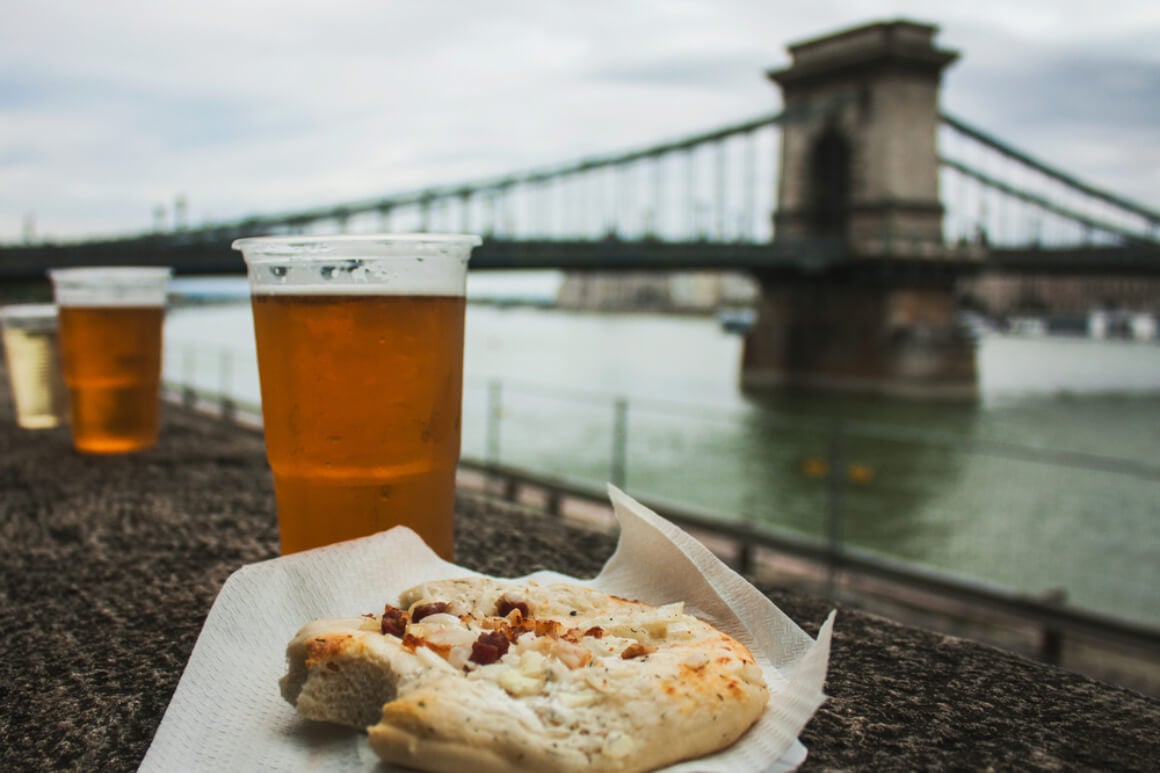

{"left": 0, "top": 304, "right": 58, "bottom": 332}
{"left": 49, "top": 267, "right": 171, "bottom": 308}
{"left": 235, "top": 234, "right": 479, "bottom": 297}
{"left": 245, "top": 269, "right": 466, "bottom": 296}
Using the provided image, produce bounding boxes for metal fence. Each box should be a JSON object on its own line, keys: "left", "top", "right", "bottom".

{"left": 464, "top": 378, "right": 1158, "bottom": 610}
{"left": 162, "top": 341, "right": 1160, "bottom": 660}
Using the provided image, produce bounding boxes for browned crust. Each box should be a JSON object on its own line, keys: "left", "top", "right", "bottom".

{"left": 283, "top": 581, "right": 769, "bottom": 772}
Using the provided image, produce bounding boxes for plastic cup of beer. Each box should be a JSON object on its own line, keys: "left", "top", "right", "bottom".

{"left": 233, "top": 233, "right": 480, "bottom": 557}
{"left": 0, "top": 304, "right": 69, "bottom": 429}
{"left": 48, "top": 267, "right": 172, "bottom": 454}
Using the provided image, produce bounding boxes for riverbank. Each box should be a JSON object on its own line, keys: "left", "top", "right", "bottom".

{"left": 2, "top": 362, "right": 1158, "bottom": 770}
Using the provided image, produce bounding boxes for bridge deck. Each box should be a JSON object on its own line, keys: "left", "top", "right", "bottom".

{"left": 2, "top": 236, "right": 1158, "bottom": 280}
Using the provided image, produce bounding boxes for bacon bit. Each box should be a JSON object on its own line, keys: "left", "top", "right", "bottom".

{"left": 401, "top": 633, "right": 451, "bottom": 657}
{"left": 621, "top": 642, "right": 656, "bottom": 660}
{"left": 497, "top": 596, "right": 531, "bottom": 619}
{"left": 478, "top": 619, "right": 512, "bottom": 644}
{"left": 478, "top": 614, "right": 565, "bottom": 647}
{"left": 562, "top": 625, "right": 601, "bottom": 644}
{"left": 510, "top": 617, "right": 562, "bottom": 640}
{"left": 381, "top": 605, "right": 409, "bottom": 638}
{"left": 411, "top": 602, "right": 449, "bottom": 622}
{"left": 470, "top": 630, "right": 511, "bottom": 665}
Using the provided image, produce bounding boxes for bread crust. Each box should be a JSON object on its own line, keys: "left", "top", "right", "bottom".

{"left": 282, "top": 578, "right": 768, "bottom": 772}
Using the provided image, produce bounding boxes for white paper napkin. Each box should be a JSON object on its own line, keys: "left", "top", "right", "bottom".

{"left": 142, "top": 485, "right": 834, "bottom": 772}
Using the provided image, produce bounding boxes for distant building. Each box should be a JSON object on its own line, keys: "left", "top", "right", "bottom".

{"left": 556, "top": 272, "right": 759, "bottom": 313}
{"left": 557, "top": 271, "right": 1159, "bottom": 320}
{"left": 959, "top": 275, "right": 1160, "bottom": 316}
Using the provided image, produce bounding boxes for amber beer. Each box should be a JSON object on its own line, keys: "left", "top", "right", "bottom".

{"left": 235, "top": 234, "right": 479, "bottom": 557}
{"left": 252, "top": 293, "right": 465, "bottom": 556}
{"left": 58, "top": 306, "right": 166, "bottom": 452}
{"left": 49, "top": 268, "right": 171, "bottom": 454}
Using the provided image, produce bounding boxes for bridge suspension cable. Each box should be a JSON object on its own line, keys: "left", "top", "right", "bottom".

{"left": 211, "top": 111, "right": 785, "bottom": 246}
{"left": 183, "top": 108, "right": 1160, "bottom": 256}
{"left": 939, "top": 112, "right": 1160, "bottom": 251}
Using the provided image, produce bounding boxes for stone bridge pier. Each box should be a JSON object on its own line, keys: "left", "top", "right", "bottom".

{"left": 742, "top": 271, "right": 978, "bottom": 398}
{"left": 742, "top": 20, "right": 979, "bottom": 399}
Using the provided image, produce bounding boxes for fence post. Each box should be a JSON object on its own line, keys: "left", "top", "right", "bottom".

{"left": 1039, "top": 588, "right": 1067, "bottom": 665}
{"left": 736, "top": 532, "right": 755, "bottom": 576}
{"left": 486, "top": 380, "right": 502, "bottom": 467}
{"left": 219, "top": 349, "right": 235, "bottom": 423}
{"left": 181, "top": 346, "right": 196, "bottom": 408}
{"left": 826, "top": 421, "right": 847, "bottom": 598}
{"left": 610, "top": 397, "right": 629, "bottom": 489}
{"left": 545, "top": 489, "right": 562, "bottom": 518}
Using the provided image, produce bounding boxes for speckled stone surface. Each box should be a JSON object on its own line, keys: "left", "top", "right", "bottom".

{"left": 0, "top": 386, "right": 1157, "bottom": 771}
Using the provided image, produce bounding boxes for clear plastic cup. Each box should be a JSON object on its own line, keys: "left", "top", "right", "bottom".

{"left": 49, "top": 267, "right": 172, "bottom": 453}
{"left": 233, "top": 234, "right": 481, "bottom": 557}
{"left": 0, "top": 304, "right": 69, "bottom": 429}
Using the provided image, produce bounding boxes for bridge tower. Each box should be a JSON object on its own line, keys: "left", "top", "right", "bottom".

{"left": 743, "top": 20, "right": 978, "bottom": 398}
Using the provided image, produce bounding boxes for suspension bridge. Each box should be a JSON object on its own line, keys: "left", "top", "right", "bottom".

{"left": 2, "top": 19, "right": 1158, "bottom": 396}
{"left": 5, "top": 106, "right": 1157, "bottom": 275}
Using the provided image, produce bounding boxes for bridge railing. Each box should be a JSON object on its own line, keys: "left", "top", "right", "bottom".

{"left": 161, "top": 339, "right": 1160, "bottom": 657}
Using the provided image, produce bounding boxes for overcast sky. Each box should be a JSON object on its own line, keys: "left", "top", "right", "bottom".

{"left": 1, "top": 0, "right": 1158, "bottom": 242}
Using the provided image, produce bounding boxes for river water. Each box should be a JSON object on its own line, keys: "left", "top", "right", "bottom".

{"left": 163, "top": 276, "right": 1160, "bottom": 626}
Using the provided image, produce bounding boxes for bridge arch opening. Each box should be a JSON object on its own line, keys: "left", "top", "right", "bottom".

{"left": 807, "top": 124, "right": 852, "bottom": 240}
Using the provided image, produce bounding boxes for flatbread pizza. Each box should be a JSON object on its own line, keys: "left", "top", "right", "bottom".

{"left": 281, "top": 576, "right": 769, "bottom": 772}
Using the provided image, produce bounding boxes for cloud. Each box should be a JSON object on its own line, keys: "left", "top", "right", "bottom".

{"left": 940, "top": 29, "right": 1160, "bottom": 208}
{"left": 587, "top": 52, "right": 774, "bottom": 90}
{"left": 1, "top": 0, "right": 1158, "bottom": 241}
{"left": 995, "top": 55, "right": 1160, "bottom": 130}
